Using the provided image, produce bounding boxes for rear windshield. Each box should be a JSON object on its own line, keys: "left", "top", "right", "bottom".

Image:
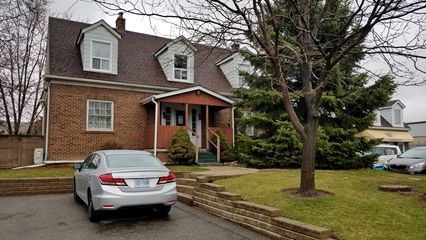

{"left": 106, "top": 154, "right": 163, "bottom": 168}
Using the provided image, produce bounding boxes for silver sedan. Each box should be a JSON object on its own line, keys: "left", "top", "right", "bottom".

{"left": 73, "top": 150, "right": 177, "bottom": 222}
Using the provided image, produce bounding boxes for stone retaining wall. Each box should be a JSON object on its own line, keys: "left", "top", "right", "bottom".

{"left": 192, "top": 176, "right": 334, "bottom": 240}
{"left": 0, "top": 178, "right": 73, "bottom": 196}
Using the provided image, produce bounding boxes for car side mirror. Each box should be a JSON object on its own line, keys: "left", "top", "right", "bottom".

{"left": 73, "top": 163, "right": 82, "bottom": 171}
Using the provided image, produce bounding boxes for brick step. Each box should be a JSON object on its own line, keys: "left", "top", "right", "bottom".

{"left": 177, "top": 192, "right": 194, "bottom": 206}
{"left": 1, "top": 189, "right": 73, "bottom": 196}
{"left": 176, "top": 185, "right": 194, "bottom": 195}
{"left": 174, "top": 172, "right": 191, "bottom": 179}
{"left": 195, "top": 201, "right": 331, "bottom": 240}
{"left": 176, "top": 178, "right": 196, "bottom": 187}
{"left": 0, "top": 185, "right": 73, "bottom": 191}
{"left": 193, "top": 188, "right": 331, "bottom": 240}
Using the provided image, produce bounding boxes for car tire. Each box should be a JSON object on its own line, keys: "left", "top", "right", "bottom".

{"left": 157, "top": 205, "right": 171, "bottom": 217}
{"left": 87, "top": 192, "right": 100, "bottom": 222}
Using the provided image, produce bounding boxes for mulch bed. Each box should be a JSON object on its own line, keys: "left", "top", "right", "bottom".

{"left": 282, "top": 188, "right": 335, "bottom": 199}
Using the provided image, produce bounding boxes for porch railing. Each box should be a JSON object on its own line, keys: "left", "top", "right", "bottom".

{"left": 208, "top": 128, "right": 221, "bottom": 163}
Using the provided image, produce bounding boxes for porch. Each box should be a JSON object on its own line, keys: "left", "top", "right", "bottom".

{"left": 142, "top": 86, "right": 234, "bottom": 163}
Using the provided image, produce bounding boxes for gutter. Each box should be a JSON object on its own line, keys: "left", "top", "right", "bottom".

{"left": 44, "top": 81, "right": 51, "bottom": 161}
{"left": 231, "top": 107, "right": 236, "bottom": 147}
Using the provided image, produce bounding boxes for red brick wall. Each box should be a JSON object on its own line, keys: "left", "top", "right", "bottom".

{"left": 47, "top": 83, "right": 152, "bottom": 160}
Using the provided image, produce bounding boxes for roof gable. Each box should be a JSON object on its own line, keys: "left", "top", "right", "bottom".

{"left": 383, "top": 100, "right": 406, "bottom": 109}
{"left": 141, "top": 86, "right": 234, "bottom": 105}
{"left": 76, "top": 20, "right": 121, "bottom": 45}
{"left": 154, "top": 36, "right": 197, "bottom": 57}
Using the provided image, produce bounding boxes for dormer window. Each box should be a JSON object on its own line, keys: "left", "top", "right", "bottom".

{"left": 394, "top": 109, "right": 402, "bottom": 125}
{"left": 91, "top": 40, "right": 111, "bottom": 71}
{"left": 174, "top": 54, "right": 188, "bottom": 80}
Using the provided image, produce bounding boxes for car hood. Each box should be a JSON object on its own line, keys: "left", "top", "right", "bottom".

{"left": 389, "top": 157, "right": 426, "bottom": 165}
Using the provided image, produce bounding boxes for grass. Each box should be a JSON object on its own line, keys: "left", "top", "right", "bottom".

{"left": 0, "top": 165, "right": 207, "bottom": 179}
{"left": 167, "top": 165, "right": 208, "bottom": 172}
{"left": 0, "top": 167, "right": 74, "bottom": 179}
{"left": 216, "top": 169, "right": 426, "bottom": 240}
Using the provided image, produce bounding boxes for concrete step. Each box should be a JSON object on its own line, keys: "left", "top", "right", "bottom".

{"left": 176, "top": 185, "right": 194, "bottom": 195}
{"left": 177, "top": 192, "right": 194, "bottom": 206}
{"left": 176, "top": 178, "right": 196, "bottom": 187}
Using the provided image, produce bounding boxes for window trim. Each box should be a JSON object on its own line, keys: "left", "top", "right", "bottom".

{"left": 86, "top": 99, "right": 114, "bottom": 132}
{"left": 173, "top": 54, "right": 189, "bottom": 81}
{"left": 393, "top": 108, "right": 402, "bottom": 126}
{"left": 90, "top": 39, "right": 113, "bottom": 73}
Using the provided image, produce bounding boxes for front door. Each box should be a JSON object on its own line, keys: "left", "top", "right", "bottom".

{"left": 188, "top": 105, "right": 202, "bottom": 147}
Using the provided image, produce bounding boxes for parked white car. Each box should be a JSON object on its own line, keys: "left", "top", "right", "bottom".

{"left": 372, "top": 144, "right": 401, "bottom": 168}
{"left": 73, "top": 150, "right": 177, "bottom": 222}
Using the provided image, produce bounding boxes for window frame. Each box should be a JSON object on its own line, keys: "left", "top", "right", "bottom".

{"left": 173, "top": 54, "right": 189, "bottom": 82}
{"left": 394, "top": 108, "right": 402, "bottom": 126}
{"left": 86, "top": 99, "right": 114, "bottom": 132}
{"left": 90, "top": 39, "right": 113, "bottom": 73}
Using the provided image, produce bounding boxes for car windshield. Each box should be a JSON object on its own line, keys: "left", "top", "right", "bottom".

{"left": 106, "top": 154, "right": 163, "bottom": 168}
{"left": 399, "top": 148, "right": 426, "bottom": 159}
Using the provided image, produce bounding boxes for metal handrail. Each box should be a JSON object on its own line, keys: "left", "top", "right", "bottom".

{"left": 208, "top": 128, "right": 221, "bottom": 163}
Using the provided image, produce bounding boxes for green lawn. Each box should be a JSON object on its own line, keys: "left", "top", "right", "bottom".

{"left": 216, "top": 169, "right": 426, "bottom": 240}
{"left": 167, "top": 165, "right": 208, "bottom": 172}
{"left": 0, "top": 165, "right": 207, "bottom": 179}
{"left": 0, "top": 167, "right": 75, "bottom": 179}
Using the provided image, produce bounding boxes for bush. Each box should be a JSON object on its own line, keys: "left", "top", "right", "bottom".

{"left": 168, "top": 128, "right": 196, "bottom": 165}
{"left": 210, "top": 129, "right": 234, "bottom": 162}
{"left": 101, "top": 139, "right": 122, "bottom": 150}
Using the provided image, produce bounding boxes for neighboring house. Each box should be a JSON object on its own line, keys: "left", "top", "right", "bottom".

{"left": 43, "top": 14, "right": 251, "bottom": 161}
{"left": 407, "top": 121, "right": 426, "bottom": 148}
{"left": 360, "top": 100, "right": 413, "bottom": 152}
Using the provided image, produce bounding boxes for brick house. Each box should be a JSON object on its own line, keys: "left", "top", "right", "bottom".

{"left": 43, "top": 15, "right": 251, "bottom": 162}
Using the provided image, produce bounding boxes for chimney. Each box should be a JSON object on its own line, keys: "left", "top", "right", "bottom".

{"left": 116, "top": 12, "right": 126, "bottom": 31}
{"left": 231, "top": 42, "right": 240, "bottom": 52}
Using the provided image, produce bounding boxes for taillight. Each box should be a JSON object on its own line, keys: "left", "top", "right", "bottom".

{"left": 99, "top": 173, "right": 127, "bottom": 186}
{"left": 158, "top": 172, "right": 176, "bottom": 184}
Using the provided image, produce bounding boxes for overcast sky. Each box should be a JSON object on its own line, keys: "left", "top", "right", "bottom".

{"left": 49, "top": 0, "right": 426, "bottom": 123}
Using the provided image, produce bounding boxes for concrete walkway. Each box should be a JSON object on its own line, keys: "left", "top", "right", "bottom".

{"left": 197, "top": 166, "right": 259, "bottom": 177}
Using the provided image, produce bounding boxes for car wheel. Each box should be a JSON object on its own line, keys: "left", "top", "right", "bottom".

{"left": 73, "top": 178, "right": 80, "bottom": 203}
{"left": 157, "top": 205, "right": 171, "bottom": 217}
{"left": 87, "top": 192, "right": 100, "bottom": 222}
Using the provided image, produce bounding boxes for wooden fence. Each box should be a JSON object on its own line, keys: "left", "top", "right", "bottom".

{"left": 0, "top": 136, "right": 44, "bottom": 169}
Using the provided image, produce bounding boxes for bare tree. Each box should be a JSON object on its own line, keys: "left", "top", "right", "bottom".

{"left": 0, "top": 0, "right": 47, "bottom": 135}
{"left": 92, "top": 0, "right": 426, "bottom": 197}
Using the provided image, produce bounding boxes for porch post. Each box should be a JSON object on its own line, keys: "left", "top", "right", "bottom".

{"left": 231, "top": 107, "right": 235, "bottom": 146}
{"left": 206, "top": 105, "right": 209, "bottom": 148}
{"left": 153, "top": 99, "right": 160, "bottom": 157}
{"left": 185, "top": 103, "right": 189, "bottom": 129}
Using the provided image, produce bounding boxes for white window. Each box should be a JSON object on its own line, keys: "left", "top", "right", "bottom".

{"left": 87, "top": 100, "right": 113, "bottom": 131}
{"left": 174, "top": 54, "right": 188, "bottom": 80}
{"left": 91, "top": 40, "right": 111, "bottom": 71}
{"left": 394, "top": 109, "right": 401, "bottom": 125}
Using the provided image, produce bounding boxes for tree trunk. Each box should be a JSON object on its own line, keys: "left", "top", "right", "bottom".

{"left": 299, "top": 117, "right": 318, "bottom": 197}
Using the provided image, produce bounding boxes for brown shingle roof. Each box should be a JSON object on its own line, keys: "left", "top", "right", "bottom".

{"left": 48, "top": 17, "right": 233, "bottom": 93}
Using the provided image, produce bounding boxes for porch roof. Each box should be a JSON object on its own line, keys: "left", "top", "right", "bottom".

{"left": 141, "top": 86, "right": 234, "bottom": 105}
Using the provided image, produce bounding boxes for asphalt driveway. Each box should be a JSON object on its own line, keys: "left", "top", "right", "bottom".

{"left": 0, "top": 194, "right": 269, "bottom": 240}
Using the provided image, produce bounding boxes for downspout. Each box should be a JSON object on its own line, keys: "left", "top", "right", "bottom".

{"left": 44, "top": 82, "right": 51, "bottom": 161}
{"left": 152, "top": 97, "right": 159, "bottom": 157}
{"left": 231, "top": 107, "right": 236, "bottom": 147}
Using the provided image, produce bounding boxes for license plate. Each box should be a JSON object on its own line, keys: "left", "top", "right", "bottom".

{"left": 134, "top": 178, "right": 150, "bottom": 188}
